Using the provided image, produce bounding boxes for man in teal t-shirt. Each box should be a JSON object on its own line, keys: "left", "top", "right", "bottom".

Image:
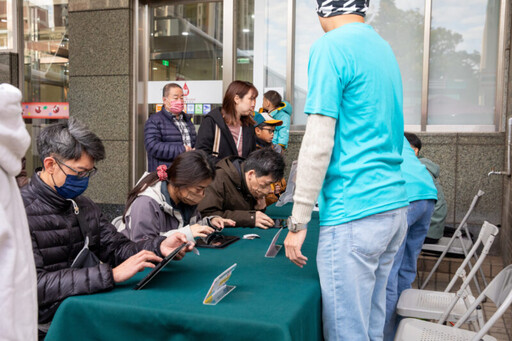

{"left": 384, "top": 137, "right": 437, "bottom": 340}
{"left": 283, "top": 1, "right": 409, "bottom": 340}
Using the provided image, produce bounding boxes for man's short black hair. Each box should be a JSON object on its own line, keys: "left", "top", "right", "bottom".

{"left": 244, "top": 148, "right": 285, "bottom": 181}
{"left": 404, "top": 132, "right": 422, "bottom": 151}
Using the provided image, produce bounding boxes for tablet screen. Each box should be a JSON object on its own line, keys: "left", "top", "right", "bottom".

{"left": 133, "top": 243, "right": 187, "bottom": 290}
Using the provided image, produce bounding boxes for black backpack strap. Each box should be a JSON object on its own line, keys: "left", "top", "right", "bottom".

{"left": 68, "top": 198, "right": 89, "bottom": 239}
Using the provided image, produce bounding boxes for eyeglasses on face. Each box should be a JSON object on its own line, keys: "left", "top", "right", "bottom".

{"left": 260, "top": 127, "right": 275, "bottom": 134}
{"left": 54, "top": 158, "right": 98, "bottom": 178}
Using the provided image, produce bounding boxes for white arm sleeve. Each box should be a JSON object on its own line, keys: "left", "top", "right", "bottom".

{"left": 291, "top": 114, "right": 336, "bottom": 224}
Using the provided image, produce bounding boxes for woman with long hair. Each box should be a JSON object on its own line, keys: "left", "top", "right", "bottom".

{"left": 195, "top": 80, "right": 258, "bottom": 163}
{"left": 119, "top": 150, "right": 235, "bottom": 242}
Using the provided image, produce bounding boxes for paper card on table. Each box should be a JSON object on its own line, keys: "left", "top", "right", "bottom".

{"left": 203, "top": 263, "right": 237, "bottom": 305}
{"left": 265, "top": 227, "right": 283, "bottom": 258}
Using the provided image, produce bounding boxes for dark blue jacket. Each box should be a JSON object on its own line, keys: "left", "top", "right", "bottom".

{"left": 144, "top": 110, "right": 197, "bottom": 172}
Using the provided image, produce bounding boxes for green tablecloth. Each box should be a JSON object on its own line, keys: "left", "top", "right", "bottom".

{"left": 46, "top": 207, "right": 322, "bottom": 341}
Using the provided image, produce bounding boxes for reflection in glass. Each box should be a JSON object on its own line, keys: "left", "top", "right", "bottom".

{"left": 370, "top": 0, "right": 425, "bottom": 126}
{"left": 23, "top": 0, "right": 69, "bottom": 176}
{"left": 235, "top": 0, "right": 254, "bottom": 82}
{"left": 293, "top": 0, "right": 324, "bottom": 126}
{"left": 294, "top": 0, "right": 425, "bottom": 126}
{"left": 150, "top": 2, "right": 223, "bottom": 82}
{"left": 149, "top": 2, "right": 223, "bottom": 125}
{"left": 0, "top": 0, "right": 12, "bottom": 49}
{"left": 261, "top": 0, "right": 287, "bottom": 100}
{"left": 428, "top": 0, "right": 500, "bottom": 125}
{"left": 23, "top": 0, "right": 69, "bottom": 103}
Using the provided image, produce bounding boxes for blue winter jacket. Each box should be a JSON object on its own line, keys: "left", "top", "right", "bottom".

{"left": 270, "top": 101, "right": 292, "bottom": 148}
{"left": 144, "top": 109, "right": 197, "bottom": 172}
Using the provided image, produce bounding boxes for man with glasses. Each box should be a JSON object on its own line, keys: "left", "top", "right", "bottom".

{"left": 253, "top": 113, "right": 287, "bottom": 205}
{"left": 198, "top": 148, "right": 285, "bottom": 229}
{"left": 20, "top": 118, "right": 194, "bottom": 335}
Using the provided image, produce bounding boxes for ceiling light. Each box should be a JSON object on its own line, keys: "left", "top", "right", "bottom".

{"left": 182, "top": 32, "right": 189, "bottom": 36}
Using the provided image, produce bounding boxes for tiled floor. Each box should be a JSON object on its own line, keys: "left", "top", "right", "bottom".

{"left": 412, "top": 254, "right": 512, "bottom": 340}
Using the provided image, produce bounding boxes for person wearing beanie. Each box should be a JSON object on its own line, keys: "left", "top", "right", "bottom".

{"left": 283, "top": 1, "right": 409, "bottom": 340}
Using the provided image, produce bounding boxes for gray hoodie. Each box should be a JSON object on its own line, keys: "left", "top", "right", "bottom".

{"left": 119, "top": 177, "right": 213, "bottom": 242}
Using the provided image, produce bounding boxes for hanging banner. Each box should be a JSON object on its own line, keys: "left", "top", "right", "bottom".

{"left": 22, "top": 102, "right": 70, "bottom": 119}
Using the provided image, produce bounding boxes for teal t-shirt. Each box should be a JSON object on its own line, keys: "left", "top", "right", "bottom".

{"left": 304, "top": 23, "right": 409, "bottom": 226}
{"left": 401, "top": 137, "right": 438, "bottom": 202}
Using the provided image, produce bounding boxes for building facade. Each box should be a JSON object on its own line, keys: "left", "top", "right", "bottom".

{"left": 1, "top": 0, "right": 512, "bottom": 262}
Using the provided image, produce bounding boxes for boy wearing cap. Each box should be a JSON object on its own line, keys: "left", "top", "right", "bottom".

{"left": 254, "top": 112, "right": 286, "bottom": 205}
{"left": 283, "top": 1, "right": 409, "bottom": 340}
{"left": 254, "top": 112, "right": 282, "bottom": 150}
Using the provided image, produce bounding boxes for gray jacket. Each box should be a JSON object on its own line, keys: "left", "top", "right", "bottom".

{"left": 420, "top": 157, "right": 448, "bottom": 240}
{"left": 119, "top": 179, "right": 213, "bottom": 242}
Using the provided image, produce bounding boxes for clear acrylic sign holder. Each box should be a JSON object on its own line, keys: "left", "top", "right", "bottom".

{"left": 203, "top": 263, "right": 237, "bottom": 305}
{"left": 265, "top": 228, "right": 283, "bottom": 258}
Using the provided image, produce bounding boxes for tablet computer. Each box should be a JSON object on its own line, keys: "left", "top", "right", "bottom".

{"left": 133, "top": 243, "right": 187, "bottom": 290}
{"left": 196, "top": 233, "right": 240, "bottom": 249}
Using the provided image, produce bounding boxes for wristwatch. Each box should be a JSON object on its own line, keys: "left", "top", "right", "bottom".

{"left": 287, "top": 216, "right": 308, "bottom": 233}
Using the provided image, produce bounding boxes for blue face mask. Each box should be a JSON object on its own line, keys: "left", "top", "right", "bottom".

{"left": 54, "top": 174, "right": 90, "bottom": 199}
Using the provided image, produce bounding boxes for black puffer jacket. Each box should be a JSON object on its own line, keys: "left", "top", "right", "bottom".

{"left": 21, "top": 174, "right": 166, "bottom": 323}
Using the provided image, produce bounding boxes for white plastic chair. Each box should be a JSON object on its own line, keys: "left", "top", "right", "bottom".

{"left": 397, "top": 221, "right": 499, "bottom": 325}
{"left": 420, "top": 190, "right": 488, "bottom": 295}
{"left": 395, "top": 264, "right": 512, "bottom": 341}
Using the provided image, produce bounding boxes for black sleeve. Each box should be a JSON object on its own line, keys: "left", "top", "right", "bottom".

{"left": 33, "top": 231, "right": 115, "bottom": 308}
{"left": 195, "top": 116, "right": 221, "bottom": 164}
{"left": 97, "top": 213, "right": 166, "bottom": 266}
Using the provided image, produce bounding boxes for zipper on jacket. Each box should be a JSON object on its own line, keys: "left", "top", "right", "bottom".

{"left": 68, "top": 198, "right": 79, "bottom": 215}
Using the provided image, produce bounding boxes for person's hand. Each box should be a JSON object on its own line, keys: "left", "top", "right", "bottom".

{"left": 184, "top": 145, "right": 193, "bottom": 152}
{"left": 160, "top": 232, "right": 194, "bottom": 260}
{"left": 190, "top": 224, "right": 215, "bottom": 238}
{"left": 284, "top": 229, "right": 308, "bottom": 268}
{"left": 112, "top": 250, "right": 162, "bottom": 283}
{"left": 255, "top": 211, "right": 274, "bottom": 229}
{"left": 210, "top": 217, "right": 236, "bottom": 230}
{"left": 255, "top": 197, "right": 267, "bottom": 210}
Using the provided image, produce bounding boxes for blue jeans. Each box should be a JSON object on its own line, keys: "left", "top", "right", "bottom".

{"left": 317, "top": 207, "right": 408, "bottom": 341}
{"left": 383, "top": 199, "right": 436, "bottom": 341}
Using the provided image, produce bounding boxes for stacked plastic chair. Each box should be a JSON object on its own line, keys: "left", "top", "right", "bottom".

{"left": 395, "top": 264, "right": 512, "bottom": 341}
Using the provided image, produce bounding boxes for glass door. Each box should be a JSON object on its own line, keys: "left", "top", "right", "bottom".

{"left": 148, "top": 1, "right": 224, "bottom": 126}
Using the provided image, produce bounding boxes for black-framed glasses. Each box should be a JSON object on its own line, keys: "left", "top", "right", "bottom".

{"left": 54, "top": 158, "right": 98, "bottom": 178}
{"left": 260, "top": 128, "right": 275, "bottom": 134}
